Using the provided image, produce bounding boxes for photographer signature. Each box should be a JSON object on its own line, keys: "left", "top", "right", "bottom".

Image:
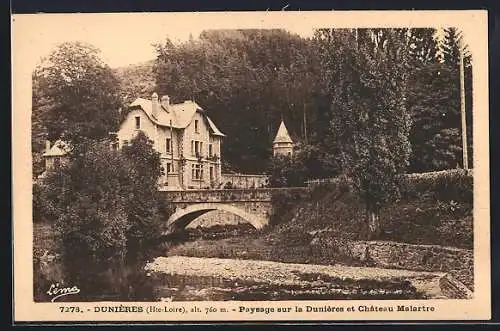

{"left": 46, "top": 283, "right": 80, "bottom": 302}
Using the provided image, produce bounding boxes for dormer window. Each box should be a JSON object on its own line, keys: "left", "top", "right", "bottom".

{"left": 194, "top": 120, "right": 199, "bottom": 133}
{"left": 135, "top": 116, "right": 140, "bottom": 130}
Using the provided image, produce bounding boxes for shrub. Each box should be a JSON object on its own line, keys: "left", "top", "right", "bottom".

{"left": 269, "top": 188, "right": 313, "bottom": 226}
{"left": 401, "top": 169, "right": 473, "bottom": 203}
{"left": 37, "top": 134, "right": 167, "bottom": 288}
{"left": 268, "top": 154, "right": 307, "bottom": 188}
{"left": 121, "top": 132, "right": 165, "bottom": 256}
{"left": 33, "top": 182, "right": 51, "bottom": 223}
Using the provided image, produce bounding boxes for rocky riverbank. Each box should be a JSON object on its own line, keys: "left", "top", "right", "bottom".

{"left": 145, "top": 256, "right": 457, "bottom": 300}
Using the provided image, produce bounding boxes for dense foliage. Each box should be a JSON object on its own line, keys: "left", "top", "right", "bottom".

{"left": 35, "top": 133, "right": 165, "bottom": 284}
{"left": 401, "top": 169, "right": 473, "bottom": 203}
{"left": 32, "top": 29, "right": 475, "bottom": 254}
{"left": 113, "top": 60, "right": 156, "bottom": 110}
{"left": 150, "top": 27, "right": 473, "bottom": 178}
{"left": 408, "top": 27, "right": 473, "bottom": 171}
{"left": 315, "top": 28, "right": 413, "bottom": 237}
{"left": 153, "top": 30, "right": 325, "bottom": 173}
{"left": 32, "top": 42, "right": 122, "bottom": 176}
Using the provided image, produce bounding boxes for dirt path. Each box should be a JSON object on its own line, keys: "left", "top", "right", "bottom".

{"left": 145, "top": 256, "right": 448, "bottom": 299}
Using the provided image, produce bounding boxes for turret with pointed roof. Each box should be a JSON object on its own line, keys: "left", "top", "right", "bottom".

{"left": 272, "top": 120, "right": 294, "bottom": 157}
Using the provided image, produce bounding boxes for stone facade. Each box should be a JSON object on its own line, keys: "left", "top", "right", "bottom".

{"left": 117, "top": 93, "right": 224, "bottom": 190}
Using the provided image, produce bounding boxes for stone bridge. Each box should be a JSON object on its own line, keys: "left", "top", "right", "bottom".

{"left": 161, "top": 188, "right": 309, "bottom": 234}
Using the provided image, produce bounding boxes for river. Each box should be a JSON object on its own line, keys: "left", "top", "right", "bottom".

{"left": 35, "top": 250, "right": 445, "bottom": 302}
{"left": 34, "top": 222, "right": 449, "bottom": 302}
{"left": 35, "top": 259, "right": 434, "bottom": 302}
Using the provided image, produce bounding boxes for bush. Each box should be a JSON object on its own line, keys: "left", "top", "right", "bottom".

{"left": 33, "top": 182, "right": 51, "bottom": 223}
{"left": 269, "top": 188, "right": 313, "bottom": 226}
{"left": 37, "top": 134, "right": 167, "bottom": 288}
{"left": 269, "top": 177, "right": 352, "bottom": 227}
{"left": 268, "top": 154, "right": 307, "bottom": 188}
{"left": 401, "top": 169, "right": 473, "bottom": 203}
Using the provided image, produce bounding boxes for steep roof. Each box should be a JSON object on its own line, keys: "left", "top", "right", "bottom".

{"left": 206, "top": 117, "right": 225, "bottom": 136}
{"left": 128, "top": 97, "right": 225, "bottom": 137}
{"left": 43, "top": 140, "right": 71, "bottom": 157}
{"left": 273, "top": 120, "right": 293, "bottom": 144}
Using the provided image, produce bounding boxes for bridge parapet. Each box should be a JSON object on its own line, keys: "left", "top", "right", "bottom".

{"left": 162, "top": 187, "right": 310, "bottom": 203}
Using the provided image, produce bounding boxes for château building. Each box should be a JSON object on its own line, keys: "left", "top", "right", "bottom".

{"left": 117, "top": 92, "right": 225, "bottom": 190}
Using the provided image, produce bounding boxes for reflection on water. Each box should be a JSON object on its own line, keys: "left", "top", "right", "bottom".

{"left": 33, "top": 224, "right": 256, "bottom": 302}
{"left": 34, "top": 258, "right": 156, "bottom": 302}
{"left": 34, "top": 224, "right": 421, "bottom": 302}
{"left": 149, "top": 274, "right": 421, "bottom": 301}
{"left": 35, "top": 258, "right": 421, "bottom": 302}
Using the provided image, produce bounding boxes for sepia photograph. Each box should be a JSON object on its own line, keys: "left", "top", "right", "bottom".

{"left": 12, "top": 11, "right": 490, "bottom": 321}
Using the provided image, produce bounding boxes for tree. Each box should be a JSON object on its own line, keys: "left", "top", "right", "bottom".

{"left": 407, "top": 63, "right": 463, "bottom": 171}
{"left": 268, "top": 154, "right": 306, "bottom": 188}
{"left": 121, "top": 132, "right": 166, "bottom": 256}
{"left": 33, "top": 42, "right": 122, "bottom": 145}
{"left": 114, "top": 60, "right": 156, "bottom": 107}
{"left": 407, "top": 28, "right": 439, "bottom": 65}
{"left": 442, "top": 27, "right": 471, "bottom": 67}
{"left": 153, "top": 30, "right": 323, "bottom": 173}
{"left": 267, "top": 143, "right": 341, "bottom": 188}
{"left": 32, "top": 70, "right": 52, "bottom": 177}
{"left": 38, "top": 133, "right": 166, "bottom": 290}
{"left": 41, "top": 140, "right": 130, "bottom": 284}
{"left": 407, "top": 27, "right": 473, "bottom": 171}
{"left": 317, "top": 28, "right": 412, "bottom": 238}
{"left": 441, "top": 27, "right": 473, "bottom": 168}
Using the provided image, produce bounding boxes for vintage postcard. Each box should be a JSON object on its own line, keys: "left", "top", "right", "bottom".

{"left": 12, "top": 10, "right": 490, "bottom": 322}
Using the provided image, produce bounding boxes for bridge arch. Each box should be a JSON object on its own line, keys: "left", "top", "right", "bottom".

{"left": 164, "top": 203, "right": 268, "bottom": 234}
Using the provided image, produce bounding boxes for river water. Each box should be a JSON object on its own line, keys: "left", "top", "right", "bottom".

{"left": 34, "top": 226, "right": 423, "bottom": 302}
{"left": 35, "top": 263, "right": 421, "bottom": 302}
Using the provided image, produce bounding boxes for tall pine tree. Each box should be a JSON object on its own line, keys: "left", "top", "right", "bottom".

{"left": 407, "top": 27, "right": 473, "bottom": 171}
{"left": 441, "top": 27, "right": 473, "bottom": 169}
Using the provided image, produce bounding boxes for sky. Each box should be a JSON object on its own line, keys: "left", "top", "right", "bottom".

{"left": 13, "top": 12, "right": 317, "bottom": 69}
{"left": 12, "top": 11, "right": 481, "bottom": 71}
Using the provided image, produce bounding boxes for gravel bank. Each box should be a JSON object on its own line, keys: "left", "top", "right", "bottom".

{"left": 145, "top": 256, "right": 448, "bottom": 299}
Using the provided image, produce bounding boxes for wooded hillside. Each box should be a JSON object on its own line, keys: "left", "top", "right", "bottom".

{"left": 32, "top": 28, "right": 473, "bottom": 178}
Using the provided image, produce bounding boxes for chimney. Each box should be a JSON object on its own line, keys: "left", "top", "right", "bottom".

{"left": 161, "top": 95, "right": 170, "bottom": 112}
{"left": 151, "top": 92, "right": 159, "bottom": 119}
{"left": 45, "top": 140, "right": 51, "bottom": 153}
